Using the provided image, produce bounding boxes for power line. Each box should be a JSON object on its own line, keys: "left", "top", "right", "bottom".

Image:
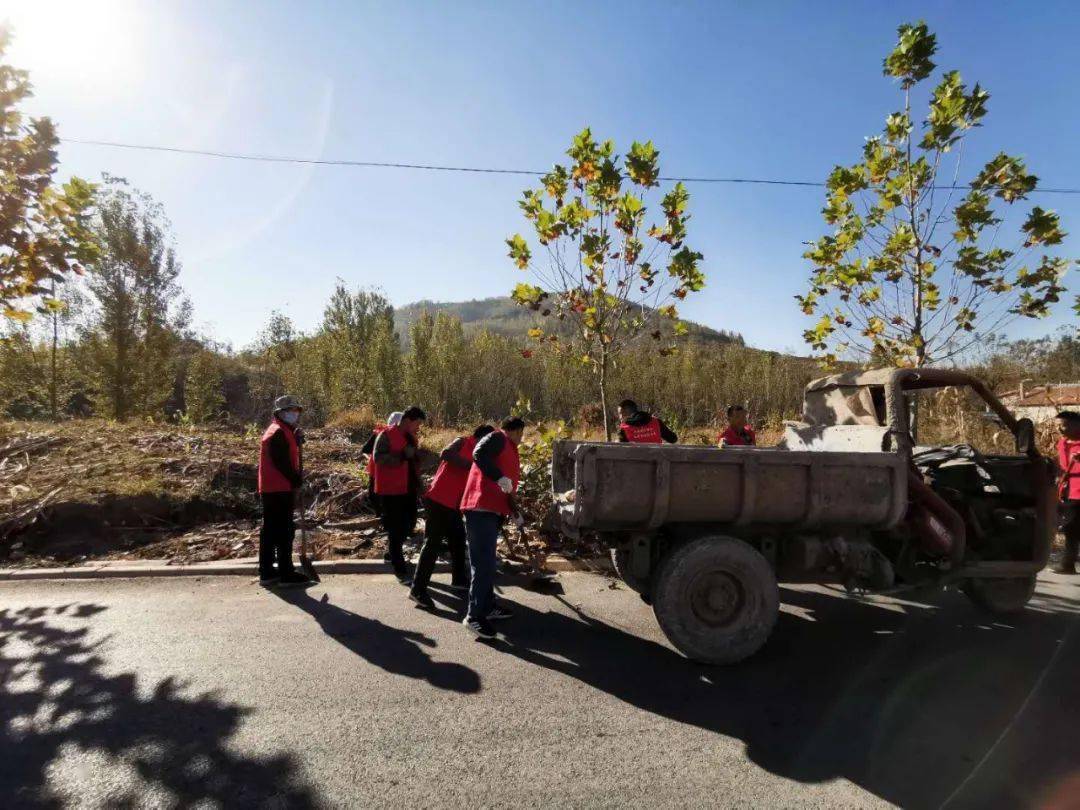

{"left": 59, "top": 137, "right": 1080, "bottom": 194}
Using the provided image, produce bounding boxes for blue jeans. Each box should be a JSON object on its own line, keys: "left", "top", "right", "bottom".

{"left": 465, "top": 510, "right": 501, "bottom": 621}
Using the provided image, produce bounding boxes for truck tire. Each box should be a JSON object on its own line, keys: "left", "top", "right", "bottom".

{"left": 611, "top": 546, "right": 649, "bottom": 594}
{"left": 962, "top": 576, "right": 1036, "bottom": 615}
{"left": 652, "top": 535, "right": 779, "bottom": 665}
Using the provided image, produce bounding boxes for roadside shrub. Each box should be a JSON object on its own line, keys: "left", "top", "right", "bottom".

{"left": 326, "top": 404, "right": 378, "bottom": 433}
{"left": 576, "top": 402, "right": 604, "bottom": 428}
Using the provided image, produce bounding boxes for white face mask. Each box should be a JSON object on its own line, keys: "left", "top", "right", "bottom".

{"left": 279, "top": 410, "right": 300, "bottom": 426}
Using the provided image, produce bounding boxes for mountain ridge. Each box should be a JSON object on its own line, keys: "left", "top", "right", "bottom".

{"left": 393, "top": 296, "right": 744, "bottom": 347}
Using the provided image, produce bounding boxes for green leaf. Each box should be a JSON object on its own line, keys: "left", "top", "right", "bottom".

{"left": 506, "top": 234, "right": 532, "bottom": 269}
{"left": 511, "top": 282, "right": 546, "bottom": 308}
{"left": 1021, "top": 207, "right": 1066, "bottom": 247}
{"left": 973, "top": 153, "right": 1037, "bottom": 202}
{"left": 625, "top": 140, "right": 660, "bottom": 187}
{"left": 883, "top": 20, "right": 937, "bottom": 88}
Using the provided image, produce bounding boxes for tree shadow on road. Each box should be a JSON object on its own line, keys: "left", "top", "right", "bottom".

{"left": 495, "top": 583, "right": 1080, "bottom": 810}
{"left": 0, "top": 603, "right": 317, "bottom": 808}
{"left": 271, "top": 588, "right": 481, "bottom": 694}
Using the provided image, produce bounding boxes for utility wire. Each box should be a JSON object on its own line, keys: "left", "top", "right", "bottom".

{"left": 59, "top": 137, "right": 1080, "bottom": 194}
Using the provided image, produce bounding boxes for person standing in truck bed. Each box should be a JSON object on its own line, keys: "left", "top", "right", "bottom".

{"left": 616, "top": 399, "right": 678, "bottom": 444}
{"left": 718, "top": 404, "right": 756, "bottom": 447}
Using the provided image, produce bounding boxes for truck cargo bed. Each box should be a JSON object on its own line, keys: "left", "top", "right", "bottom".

{"left": 552, "top": 441, "right": 908, "bottom": 532}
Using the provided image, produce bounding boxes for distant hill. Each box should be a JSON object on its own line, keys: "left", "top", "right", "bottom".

{"left": 394, "top": 297, "right": 744, "bottom": 347}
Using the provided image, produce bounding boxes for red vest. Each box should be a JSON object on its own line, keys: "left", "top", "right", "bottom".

{"left": 1059, "top": 437, "right": 1080, "bottom": 501}
{"left": 366, "top": 424, "right": 387, "bottom": 477}
{"left": 461, "top": 431, "right": 520, "bottom": 516}
{"left": 373, "top": 425, "right": 411, "bottom": 495}
{"left": 719, "top": 425, "right": 756, "bottom": 446}
{"left": 621, "top": 416, "right": 662, "bottom": 444}
{"left": 257, "top": 419, "right": 299, "bottom": 494}
{"left": 425, "top": 436, "right": 478, "bottom": 510}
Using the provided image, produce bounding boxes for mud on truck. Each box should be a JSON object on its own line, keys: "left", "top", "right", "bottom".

{"left": 552, "top": 368, "right": 1057, "bottom": 665}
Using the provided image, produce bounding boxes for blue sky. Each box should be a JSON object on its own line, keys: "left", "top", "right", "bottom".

{"left": 7, "top": 0, "right": 1079, "bottom": 352}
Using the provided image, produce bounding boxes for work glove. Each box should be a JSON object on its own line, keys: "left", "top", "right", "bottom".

{"left": 295, "top": 428, "right": 306, "bottom": 446}
{"left": 497, "top": 476, "right": 514, "bottom": 494}
{"left": 513, "top": 512, "right": 525, "bottom": 528}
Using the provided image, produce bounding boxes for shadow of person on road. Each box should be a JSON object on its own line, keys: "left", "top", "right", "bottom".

{"left": 492, "top": 582, "right": 1079, "bottom": 809}
{"left": 0, "top": 603, "right": 317, "bottom": 808}
{"left": 270, "top": 588, "right": 481, "bottom": 694}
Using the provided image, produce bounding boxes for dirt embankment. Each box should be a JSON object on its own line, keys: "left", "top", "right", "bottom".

{"left": 0, "top": 421, "right": 383, "bottom": 567}
{"left": 0, "top": 420, "right": 589, "bottom": 570}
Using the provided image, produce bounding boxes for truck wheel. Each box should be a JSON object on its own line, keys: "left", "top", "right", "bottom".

{"left": 652, "top": 536, "right": 778, "bottom": 665}
{"left": 962, "top": 576, "right": 1036, "bottom": 615}
{"left": 611, "top": 546, "right": 649, "bottom": 594}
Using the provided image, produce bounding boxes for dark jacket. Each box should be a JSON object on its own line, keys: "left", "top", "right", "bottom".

{"left": 473, "top": 431, "right": 507, "bottom": 481}
{"left": 268, "top": 428, "right": 302, "bottom": 489}
{"left": 617, "top": 411, "right": 677, "bottom": 444}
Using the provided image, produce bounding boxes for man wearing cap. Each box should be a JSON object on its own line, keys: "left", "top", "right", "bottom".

{"left": 256, "top": 395, "right": 311, "bottom": 587}
{"left": 1055, "top": 410, "right": 1080, "bottom": 575}
{"left": 373, "top": 405, "right": 426, "bottom": 583}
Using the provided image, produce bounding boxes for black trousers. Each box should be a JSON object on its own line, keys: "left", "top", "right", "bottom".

{"left": 259, "top": 492, "right": 296, "bottom": 577}
{"left": 412, "top": 498, "right": 469, "bottom": 593}
{"left": 380, "top": 494, "right": 414, "bottom": 576}
{"left": 1061, "top": 501, "right": 1079, "bottom": 567}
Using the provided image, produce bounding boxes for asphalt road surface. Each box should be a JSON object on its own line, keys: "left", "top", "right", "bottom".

{"left": 2, "top": 570, "right": 1077, "bottom": 809}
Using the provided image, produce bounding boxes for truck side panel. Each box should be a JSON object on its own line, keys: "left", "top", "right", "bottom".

{"left": 554, "top": 441, "right": 907, "bottom": 532}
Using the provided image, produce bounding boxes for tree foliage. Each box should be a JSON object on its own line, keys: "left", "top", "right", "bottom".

{"left": 80, "top": 177, "right": 189, "bottom": 420}
{"left": 184, "top": 349, "right": 225, "bottom": 423}
{"left": 0, "top": 25, "right": 97, "bottom": 321}
{"left": 507, "top": 128, "right": 706, "bottom": 437}
{"left": 799, "top": 21, "right": 1076, "bottom": 367}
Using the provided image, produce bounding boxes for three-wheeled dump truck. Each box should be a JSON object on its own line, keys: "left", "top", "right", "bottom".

{"left": 552, "top": 368, "right": 1056, "bottom": 664}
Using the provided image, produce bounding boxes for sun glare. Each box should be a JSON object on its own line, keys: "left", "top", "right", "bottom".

{"left": 3, "top": 0, "right": 143, "bottom": 94}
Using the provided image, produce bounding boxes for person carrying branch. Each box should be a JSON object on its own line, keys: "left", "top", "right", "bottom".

{"left": 408, "top": 423, "right": 495, "bottom": 610}
{"left": 616, "top": 399, "right": 678, "bottom": 444}
{"left": 256, "top": 395, "right": 312, "bottom": 587}
{"left": 373, "top": 405, "right": 426, "bottom": 584}
{"left": 460, "top": 416, "right": 525, "bottom": 639}
{"left": 1055, "top": 410, "right": 1080, "bottom": 575}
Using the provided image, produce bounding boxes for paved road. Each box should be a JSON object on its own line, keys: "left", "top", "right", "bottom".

{"left": 1, "top": 570, "right": 1077, "bottom": 809}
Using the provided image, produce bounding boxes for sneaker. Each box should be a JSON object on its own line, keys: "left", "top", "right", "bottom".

{"left": 258, "top": 575, "right": 280, "bottom": 587}
{"left": 395, "top": 571, "right": 414, "bottom": 586}
{"left": 409, "top": 589, "right": 436, "bottom": 610}
{"left": 448, "top": 581, "right": 470, "bottom": 594}
{"left": 278, "top": 572, "right": 312, "bottom": 587}
{"left": 463, "top": 616, "right": 496, "bottom": 639}
{"left": 1054, "top": 564, "right": 1077, "bottom": 575}
{"left": 487, "top": 604, "right": 514, "bottom": 621}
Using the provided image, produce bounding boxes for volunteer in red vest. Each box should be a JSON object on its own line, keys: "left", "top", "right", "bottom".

{"left": 362, "top": 411, "right": 402, "bottom": 517}
{"left": 616, "top": 399, "right": 678, "bottom": 444}
{"left": 718, "top": 404, "right": 756, "bottom": 447}
{"left": 408, "top": 424, "right": 496, "bottom": 610}
{"left": 1055, "top": 410, "right": 1080, "bottom": 575}
{"left": 373, "top": 405, "right": 426, "bottom": 583}
{"left": 460, "top": 417, "right": 525, "bottom": 638}
{"left": 256, "top": 395, "right": 311, "bottom": 587}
